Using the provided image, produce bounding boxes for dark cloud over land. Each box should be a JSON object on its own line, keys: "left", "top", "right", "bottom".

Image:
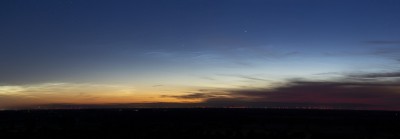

{"left": 166, "top": 72, "right": 400, "bottom": 110}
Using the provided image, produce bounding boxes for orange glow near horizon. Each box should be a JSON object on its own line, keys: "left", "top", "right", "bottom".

{"left": 0, "top": 82, "right": 208, "bottom": 108}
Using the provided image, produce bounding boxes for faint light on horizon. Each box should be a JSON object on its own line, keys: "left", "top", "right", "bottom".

{"left": 0, "top": 86, "right": 25, "bottom": 94}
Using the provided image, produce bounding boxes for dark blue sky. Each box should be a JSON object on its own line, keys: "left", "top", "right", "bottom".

{"left": 1, "top": 0, "right": 400, "bottom": 109}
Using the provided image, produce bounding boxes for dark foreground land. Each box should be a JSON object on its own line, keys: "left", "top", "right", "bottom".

{"left": 0, "top": 108, "right": 399, "bottom": 139}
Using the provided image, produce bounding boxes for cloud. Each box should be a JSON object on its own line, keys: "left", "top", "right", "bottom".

{"left": 348, "top": 72, "right": 400, "bottom": 79}
{"left": 0, "top": 82, "right": 139, "bottom": 109}
{"left": 164, "top": 73, "right": 400, "bottom": 110}
{"left": 144, "top": 51, "right": 174, "bottom": 57}
{"left": 217, "top": 74, "right": 270, "bottom": 82}
{"left": 13, "top": 75, "right": 400, "bottom": 110}
{"left": 152, "top": 84, "right": 163, "bottom": 87}
{"left": 365, "top": 40, "right": 400, "bottom": 45}
{"left": 163, "top": 92, "right": 229, "bottom": 99}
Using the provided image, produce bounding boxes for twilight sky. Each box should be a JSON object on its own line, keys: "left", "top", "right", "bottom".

{"left": 1, "top": 0, "right": 400, "bottom": 110}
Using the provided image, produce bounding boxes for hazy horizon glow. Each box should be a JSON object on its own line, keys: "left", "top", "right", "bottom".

{"left": 1, "top": 0, "right": 400, "bottom": 110}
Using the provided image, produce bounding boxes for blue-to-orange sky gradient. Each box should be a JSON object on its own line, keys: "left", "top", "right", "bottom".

{"left": 1, "top": 0, "right": 400, "bottom": 110}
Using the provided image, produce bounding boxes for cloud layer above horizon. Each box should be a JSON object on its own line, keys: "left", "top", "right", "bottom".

{"left": 166, "top": 71, "right": 400, "bottom": 110}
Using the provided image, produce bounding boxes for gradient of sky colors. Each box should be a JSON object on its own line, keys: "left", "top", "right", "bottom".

{"left": 1, "top": 0, "right": 400, "bottom": 110}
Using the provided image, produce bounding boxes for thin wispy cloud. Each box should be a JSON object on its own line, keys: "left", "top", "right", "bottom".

{"left": 217, "top": 74, "right": 270, "bottom": 82}
{"left": 365, "top": 40, "right": 400, "bottom": 45}
{"left": 348, "top": 72, "right": 400, "bottom": 79}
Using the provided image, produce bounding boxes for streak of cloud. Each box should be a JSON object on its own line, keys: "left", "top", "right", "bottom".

{"left": 365, "top": 40, "right": 400, "bottom": 45}
{"left": 348, "top": 72, "right": 400, "bottom": 79}
{"left": 217, "top": 74, "right": 270, "bottom": 82}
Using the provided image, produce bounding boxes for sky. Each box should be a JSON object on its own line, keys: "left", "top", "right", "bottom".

{"left": 1, "top": 0, "right": 400, "bottom": 110}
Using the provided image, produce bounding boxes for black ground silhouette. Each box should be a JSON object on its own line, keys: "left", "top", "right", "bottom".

{"left": 0, "top": 108, "right": 399, "bottom": 139}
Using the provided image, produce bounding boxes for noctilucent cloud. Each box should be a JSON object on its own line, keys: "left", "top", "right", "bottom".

{"left": 1, "top": 0, "right": 400, "bottom": 110}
